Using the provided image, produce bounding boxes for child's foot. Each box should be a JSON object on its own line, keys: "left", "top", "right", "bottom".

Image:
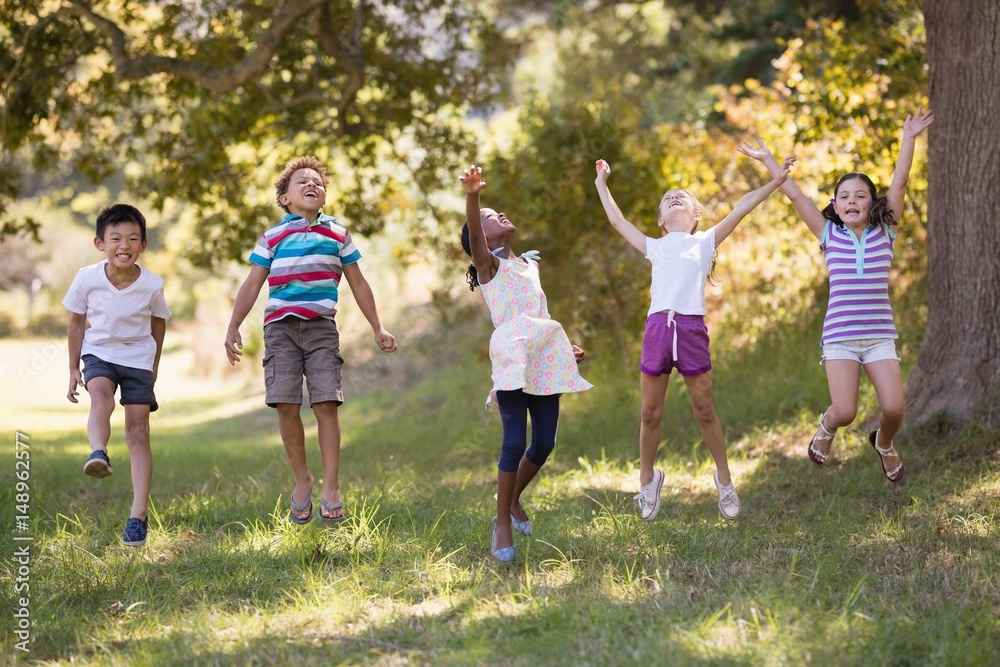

{"left": 121, "top": 516, "right": 148, "bottom": 546}
{"left": 713, "top": 471, "right": 741, "bottom": 520}
{"left": 633, "top": 468, "right": 664, "bottom": 521}
{"left": 807, "top": 412, "right": 836, "bottom": 465}
{"left": 320, "top": 491, "right": 345, "bottom": 522}
{"left": 490, "top": 517, "right": 515, "bottom": 563}
{"left": 83, "top": 450, "right": 113, "bottom": 478}
{"left": 510, "top": 501, "right": 532, "bottom": 536}
{"left": 868, "top": 430, "right": 905, "bottom": 483}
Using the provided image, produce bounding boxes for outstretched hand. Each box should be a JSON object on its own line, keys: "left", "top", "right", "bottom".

{"left": 460, "top": 165, "right": 486, "bottom": 194}
{"left": 736, "top": 139, "right": 775, "bottom": 163}
{"left": 594, "top": 159, "right": 612, "bottom": 185}
{"left": 572, "top": 344, "right": 585, "bottom": 364}
{"left": 775, "top": 155, "right": 795, "bottom": 184}
{"left": 903, "top": 105, "right": 935, "bottom": 138}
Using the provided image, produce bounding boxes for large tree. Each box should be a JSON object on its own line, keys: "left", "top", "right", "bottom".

{"left": 0, "top": 0, "right": 510, "bottom": 262}
{"left": 904, "top": 0, "right": 1000, "bottom": 422}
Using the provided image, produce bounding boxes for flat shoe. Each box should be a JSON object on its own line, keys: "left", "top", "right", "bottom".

{"left": 320, "top": 498, "right": 345, "bottom": 524}
{"left": 510, "top": 512, "right": 532, "bottom": 537}
{"left": 490, "top": 517, "right": 515, "bottom": 563}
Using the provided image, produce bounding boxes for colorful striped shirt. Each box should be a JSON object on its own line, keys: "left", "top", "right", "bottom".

{"left": 821, "top": 219, "right": 898, "bottom": 344}
{"left": 249, "top": 213, "right": 361, "bottom": 325}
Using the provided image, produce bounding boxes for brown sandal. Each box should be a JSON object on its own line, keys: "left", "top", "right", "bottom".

{"left": 808, "top": 412, "right": 836, "bottom": 465}
{"left": 868, "top": 429, "right": 905, "bottom": 483}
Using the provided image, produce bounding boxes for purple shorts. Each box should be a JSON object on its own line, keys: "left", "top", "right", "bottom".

{"left": 640, "top": 312, "right": 712, "bottom": 377}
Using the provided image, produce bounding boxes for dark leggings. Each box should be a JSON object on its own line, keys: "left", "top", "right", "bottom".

{"left": 495, "top": 390, "right": 561, "bottom": 473}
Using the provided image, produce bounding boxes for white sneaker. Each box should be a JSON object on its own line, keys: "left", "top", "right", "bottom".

{"left": 634, "top": 468, "right": 664, "bottom": 521}
{"left": 714, "top": 471, "right": 741, "bottom": 520}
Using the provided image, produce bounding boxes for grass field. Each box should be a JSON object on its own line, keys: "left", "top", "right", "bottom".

{"left": 0, "top": 313, "right": 998, "bottom": 666}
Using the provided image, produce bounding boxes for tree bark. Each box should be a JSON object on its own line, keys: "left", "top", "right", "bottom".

{"left": 906, "top": 0, "right": 1000, "bottom": 423}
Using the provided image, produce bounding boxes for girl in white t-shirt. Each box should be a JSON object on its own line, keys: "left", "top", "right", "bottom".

{"left": 594, "top": 154, "right": 790, "bottom": 521}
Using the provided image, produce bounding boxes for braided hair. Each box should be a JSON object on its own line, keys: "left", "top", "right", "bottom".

{"left": 821, "top": 173, "right": 896, "bottom": 230}
{"left": 460, "top": 222, "right": 479, "bottom": 291}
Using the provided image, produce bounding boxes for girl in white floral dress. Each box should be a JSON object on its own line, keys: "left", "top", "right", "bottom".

{"left": 460, "top": 165, "right": 592, "bottom": 562}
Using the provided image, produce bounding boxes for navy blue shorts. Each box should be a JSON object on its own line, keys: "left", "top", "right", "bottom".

{"left": 82, "top": 354, "right": 158, "bottom": 412}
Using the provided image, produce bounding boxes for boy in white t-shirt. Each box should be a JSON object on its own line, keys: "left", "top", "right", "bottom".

{"left": 64, "top": 204, "right": 171, "bottom": 547}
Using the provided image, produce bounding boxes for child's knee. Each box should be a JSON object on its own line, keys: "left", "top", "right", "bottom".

{"left": 640, "top": 403, "right": 663, "bottom": 425}
{"left": 881, "top": 403, "right": 904, "bottom": 425}
{"left": 690, "top": 401, "right": 716, "bottom": 425}
{"left": 125, "top": 420, "right": 150, "bottom": 446}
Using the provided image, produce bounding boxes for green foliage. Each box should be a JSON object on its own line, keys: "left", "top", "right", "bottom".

{"left": 1, "top": 0, "right": 514, "bottom": 263}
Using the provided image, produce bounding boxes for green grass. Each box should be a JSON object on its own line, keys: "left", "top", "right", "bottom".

{"left": 0, "top": 315, "right": 998, "bottom": 666}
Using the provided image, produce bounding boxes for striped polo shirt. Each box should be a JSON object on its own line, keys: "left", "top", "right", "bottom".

{"left": 821, "top": 219, "right": 898, "bottom": 344}
{"left": 249, "top": 213, "right": 361, "bottom": 325}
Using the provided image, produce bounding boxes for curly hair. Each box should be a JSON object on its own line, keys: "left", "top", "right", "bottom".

{"left": 274, "top": 156, "right": 329, "bottom": 212}
{"left": 821, "top": 172, "right": 896, "bottom": 230}
{"left": 460, "top": 222, "right": 479, "bottom": 291}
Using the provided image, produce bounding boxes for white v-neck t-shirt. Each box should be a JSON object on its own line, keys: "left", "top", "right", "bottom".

{"left": 63, "top": 260, "right": 171, "bottom": 370}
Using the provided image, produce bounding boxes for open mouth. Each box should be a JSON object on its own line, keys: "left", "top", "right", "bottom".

{"left": 668, "top": 201, "right": 683, "bottom": 209}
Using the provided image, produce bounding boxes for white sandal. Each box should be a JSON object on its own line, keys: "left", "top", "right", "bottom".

{"left": 869, "top": 429, "right": 905, "bottom": 482}
{"left": 808, "top": 412, "right": 836, "bottom": 465}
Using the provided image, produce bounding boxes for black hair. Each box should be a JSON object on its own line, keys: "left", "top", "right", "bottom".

{"left": 96, "top": 204, "right": 147, "bottom": 241}
{"left": 821, "top": 172, "right": 896, "bottom": 230}
{"left": 460, "top": 222, "right": 479, "bottom": 291}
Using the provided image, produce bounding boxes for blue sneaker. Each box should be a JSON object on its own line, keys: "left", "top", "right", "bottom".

{"left": 122, "top": 517, "right": 148, "bottom": 547}
{"left": 83, "top": 450, "right": 113, "bottom": 478}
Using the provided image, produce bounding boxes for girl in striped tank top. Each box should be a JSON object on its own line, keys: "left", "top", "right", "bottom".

{"left": 739, "top": 106, "right": 934, "bottom": 483}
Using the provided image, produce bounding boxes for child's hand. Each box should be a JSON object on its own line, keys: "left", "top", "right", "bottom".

{"left": 224, "top": 328, "right": 244, "bottom": 365}
{"left": 594, "top": 159, "right": 611, "bottom": 185}
{"left": 376, "top": 328, "right": 397, "bottom": 353}
{"left": 903, "top": 105, "right": 934, "bottom": 138}
{"left": 736, "top": 139, "right": 776, "bottom": 163}
{"left": 572, "top": 344, "right": 585, "bottom": 364}
{"left": 460, "top": 165, "right": 486, "bottom": 194}
{"left": 775, "top": 156, "right": 793, "bottom": 184}
{"left": 67, "top": 369, "right": 83, "bottom": 403}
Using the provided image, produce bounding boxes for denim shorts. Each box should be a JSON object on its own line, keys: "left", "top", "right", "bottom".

{"left": 820, "top": 338, "right": 900, "bottom": 365}
{"left": 262, "top": 317, "right": 344, "bottom": 407}
{"left": 640, "top": 311, "right": 712, "bottom": 377}
{"left": 82, "top": 354, "right": 158, "bottom": 411}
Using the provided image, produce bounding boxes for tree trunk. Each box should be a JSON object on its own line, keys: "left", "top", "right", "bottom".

{"left": 906, "top": 0, "right": 1000, "bottom": 423}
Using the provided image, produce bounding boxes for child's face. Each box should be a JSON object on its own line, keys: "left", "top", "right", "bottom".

{"left": 833, "top": 177, "right": 873, "bottom": 228}
{"left": 280, "top": 168, "right": 327, "bottom": 216}
{"left": 480, "top": 207, "right": 515, "bottom": 244}
{"left": 658, "top": 190, "right": 701, "bottom": 233}
{"left": 94, "top": 221, "right": 146, "bottom": 270}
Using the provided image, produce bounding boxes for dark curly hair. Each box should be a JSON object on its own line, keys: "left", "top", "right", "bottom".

{"left": 821, "top": 173, "right": 896, "bottom": 230}
{"left": 274, "top": 156, "right": 329, "bottom": 213}
{"left": 460, "top": 222, "right": 479, "bottom": 291}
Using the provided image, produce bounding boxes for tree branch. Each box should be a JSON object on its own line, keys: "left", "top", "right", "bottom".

{"left": 60, "top": 0, "right": 330, "bottom": 95}
{"left": 316, "top": 2, "right": 367, "bottom": 133}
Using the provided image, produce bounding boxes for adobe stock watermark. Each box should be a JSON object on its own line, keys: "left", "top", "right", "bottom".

{"left": 12, "top": 431, "right": 33, "bottom": 653}
{"left": 15, "top": 341, "right": 61, "bottom": 385}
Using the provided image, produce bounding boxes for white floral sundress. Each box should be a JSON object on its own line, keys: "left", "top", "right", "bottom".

{"left": 478, "top": 250, "right": 592, "bottom": 411}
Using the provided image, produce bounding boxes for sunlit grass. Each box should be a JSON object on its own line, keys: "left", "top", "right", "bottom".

{"left": 0, "top": 323, "right": 998, "bottom": 665}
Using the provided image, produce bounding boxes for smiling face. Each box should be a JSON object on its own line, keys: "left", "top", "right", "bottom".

{"left": 832, "top": 176, "right": 875, "bottom": 229}
{"left": 279, "top": 168, "right": 327, "bottom": 218}
{"left": 95, "top": 221, "right": 146, "bottom": 270}
{"left": 479, "top": 207, "right": 516, "bottom": 245}
{"left": 658, "top": 189, "right": 702, "bottom": 233}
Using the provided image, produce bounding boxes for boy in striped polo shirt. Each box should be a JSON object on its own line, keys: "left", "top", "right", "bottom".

{"left": 225, "top": 156, "right": 397, "bottom": 524}
{"left": 740, "top": 106, "right": 934, "bottom": 484}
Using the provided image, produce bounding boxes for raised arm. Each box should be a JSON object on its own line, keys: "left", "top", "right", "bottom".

{"left": 460, "top": 165, "right": 500, "bottom": 284}
{"left": 885, "top": 105, "right": 934, "bottom": 224}
{"left": 737, "top": 139, "right": 826, "bottom": 239}
{"left": 711, "top": 154, "right": 791, "bottom": 247}
{"left": 594, "top": 159, "right": 648, "bottom": 255}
